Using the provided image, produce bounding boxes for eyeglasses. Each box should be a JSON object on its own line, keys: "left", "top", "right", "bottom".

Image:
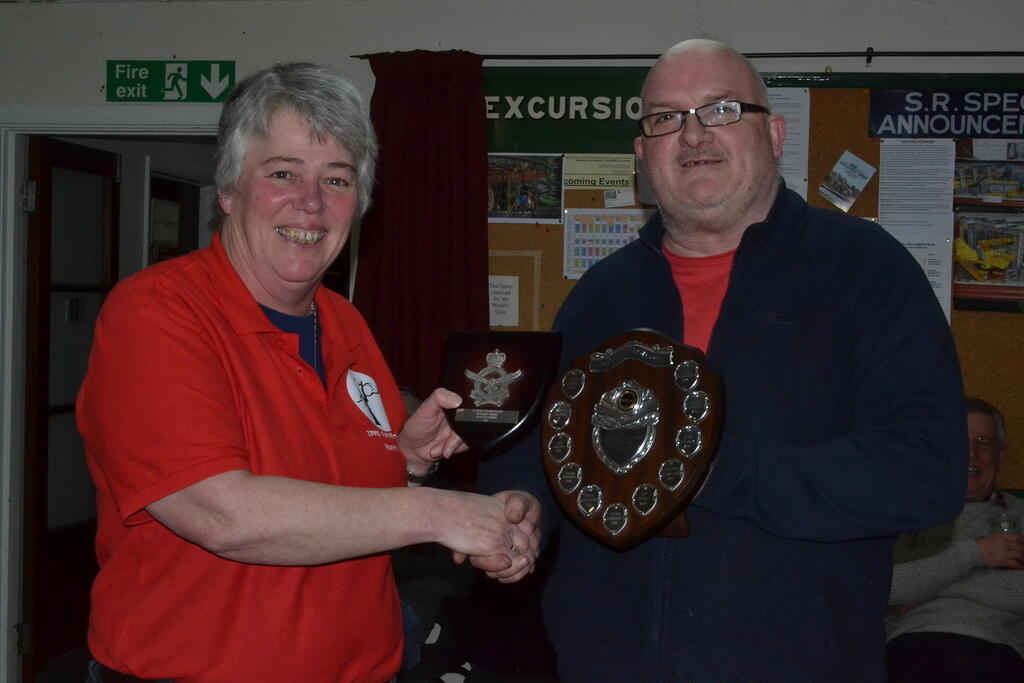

{"left": 638, "top": 100, "right": 771, "bottom": 138}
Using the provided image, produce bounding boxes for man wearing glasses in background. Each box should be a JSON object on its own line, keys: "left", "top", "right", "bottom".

{"left": 479, "top": 39, "right": 966, "bottom": 682}
{"left": 887, "top": 397, "right": 1024, "bottom": 683}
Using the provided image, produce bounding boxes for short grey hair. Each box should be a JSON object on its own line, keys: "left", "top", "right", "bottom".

{"left": 214, "top": 62, "right": 378, "bottom": 217}
{"left": 965, "top": 396, "right": 1008, "bottom": 449}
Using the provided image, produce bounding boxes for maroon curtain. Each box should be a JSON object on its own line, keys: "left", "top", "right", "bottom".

{"left": 355, "top": 50, "right": 489, "bottom": 404}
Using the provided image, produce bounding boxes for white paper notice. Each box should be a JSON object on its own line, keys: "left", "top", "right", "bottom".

{"left": 768, "top": 88, "right": 810, "bottom": 199}
{"left": 604, "top": 188, "right": 635, "bottom": 208}
{"left": 878, "top": 138, "right": 956, "bottom": 319}
{"left": 973, "top": 139, "right": 1024, "bottom": 161}
{"left": 489, "top": 275, "right": 519, "bottom": 327}
{"left": 902, "top": 239, "right": 954, "bottom": 311}
{"left": 563, "top": 154, "right": 635, "bottom": 191}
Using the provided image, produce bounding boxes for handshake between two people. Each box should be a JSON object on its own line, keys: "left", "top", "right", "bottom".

{"left": 399, "top": 387, "right": 543, "bottom": 584}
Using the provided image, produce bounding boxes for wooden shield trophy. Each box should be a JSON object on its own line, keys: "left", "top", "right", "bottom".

{"left": 541, "top": 329, "right": 723, "bottom": 551}
{"left": 441, "top": 331, "right": 562, "bottom": 454}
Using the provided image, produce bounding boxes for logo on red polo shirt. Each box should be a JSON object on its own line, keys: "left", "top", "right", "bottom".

{"left": 346, "top": 370, "right": 391, "bottom": 431}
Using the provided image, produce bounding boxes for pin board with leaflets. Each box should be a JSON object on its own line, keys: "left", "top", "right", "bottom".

{"left": 484, "top": 68, "right": 1024, "bottom": 489}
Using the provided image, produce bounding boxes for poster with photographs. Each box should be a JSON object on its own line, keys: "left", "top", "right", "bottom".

{"left": 487, "top": 154, "right": 564, "bottom": 224}
{"left": 952, "top": 139, "right": 1024, "bottom": 291}
{"left": 954, "top": 212, "right": 1024, "bottom": 288}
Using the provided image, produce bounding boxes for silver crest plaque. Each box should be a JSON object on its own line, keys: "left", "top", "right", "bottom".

{"left": 442, "top": 331, "right": 561, "bottom": 453}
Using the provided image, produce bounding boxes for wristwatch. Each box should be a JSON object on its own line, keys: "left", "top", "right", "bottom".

{"left": 406, "top": 460, "right": 440, "bottom": 485}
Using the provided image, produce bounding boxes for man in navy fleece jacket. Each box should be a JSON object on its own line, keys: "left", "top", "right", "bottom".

{"left": 478, "top": 38, "right": 967, "bottom": 682}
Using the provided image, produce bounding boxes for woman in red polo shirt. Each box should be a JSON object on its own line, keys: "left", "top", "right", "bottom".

{"left": 77, "top": 62, "right": 541, "bottom": 683}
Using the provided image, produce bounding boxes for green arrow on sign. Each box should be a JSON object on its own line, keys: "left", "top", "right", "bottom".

{"left": 106, "top": 60, "right": 236, "bottom": 103}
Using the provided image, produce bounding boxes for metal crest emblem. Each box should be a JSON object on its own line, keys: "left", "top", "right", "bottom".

{"left": 442, "top": 331, "right": 561, "bottom": 453}
{"left": 464, "top": 348, "right": 523, "bottom": 408}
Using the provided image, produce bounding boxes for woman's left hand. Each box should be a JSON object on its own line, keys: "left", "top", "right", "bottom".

{"left": 397, "top": 387, "right": 468, "bottom": 477}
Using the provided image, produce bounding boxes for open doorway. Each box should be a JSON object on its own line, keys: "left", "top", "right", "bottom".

{"left": 0, "top": 110, "right": 218, "bottom": 682}
{"left": 26, "top": 133, "right": 216, "bottom": 683}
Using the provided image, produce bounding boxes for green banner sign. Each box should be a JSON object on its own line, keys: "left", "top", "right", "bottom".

{"left": 106, "top": 60, "right": 235, "bottom": 103}
{"left": 484, "top": 67, "right": 649, "bottom": 154}
{"left": 482, "top": 69, "right": 1024, "bottom": 153}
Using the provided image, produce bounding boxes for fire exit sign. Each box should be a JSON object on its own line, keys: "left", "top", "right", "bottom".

{"left": 106, "top": 60, "right": 235, "bottom": 103}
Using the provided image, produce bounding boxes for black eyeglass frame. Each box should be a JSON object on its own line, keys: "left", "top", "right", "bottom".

{"left": 637, "top": 100, "right": 771, "bottom": 138}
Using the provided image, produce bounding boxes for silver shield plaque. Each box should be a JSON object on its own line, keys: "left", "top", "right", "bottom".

{"left": 542, "top": 329, "right": 723, "bottom": 551}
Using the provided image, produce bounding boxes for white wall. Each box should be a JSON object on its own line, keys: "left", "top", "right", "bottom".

{"left": 1, "top": 0, "right": 1022, "bottom": 678}
{"left": 1, "top": 0, "right": 1023, "bottom": 107}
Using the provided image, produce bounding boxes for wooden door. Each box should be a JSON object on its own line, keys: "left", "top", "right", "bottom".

{"left": 22, "top": 136, "right": 119, "bottom": 680}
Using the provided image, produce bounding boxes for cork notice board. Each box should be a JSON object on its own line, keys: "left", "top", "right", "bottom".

{"left": 487, "top": 81, "right": 1023, "bottom": 488}
{"left": 487, "top": 87, "right": 887, "bottom": 332}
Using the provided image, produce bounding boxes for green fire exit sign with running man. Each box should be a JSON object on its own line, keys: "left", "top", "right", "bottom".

{"left": 106, "top": 61, "right": 235, "bottom": 103}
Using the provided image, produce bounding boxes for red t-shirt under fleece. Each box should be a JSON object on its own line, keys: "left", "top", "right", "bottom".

{"left": 662, "top": 244, "right": 736, "bottom": 352}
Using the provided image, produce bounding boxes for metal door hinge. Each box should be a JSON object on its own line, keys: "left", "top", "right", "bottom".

{"left": 21, "top": 180, "right": 36, "bottom": 213}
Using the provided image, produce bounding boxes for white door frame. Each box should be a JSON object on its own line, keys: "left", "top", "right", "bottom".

{"left": 0, "top": 104, "right": 219, "bottom": 681}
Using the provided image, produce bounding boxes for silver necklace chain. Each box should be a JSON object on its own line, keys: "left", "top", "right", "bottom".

{"left": 309, "top": 301, "right": 319, "bottom": 376}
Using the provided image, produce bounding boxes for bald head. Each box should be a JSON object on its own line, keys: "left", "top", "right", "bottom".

{"left": 645, "top": 39, "right": 770, "bottom": 109}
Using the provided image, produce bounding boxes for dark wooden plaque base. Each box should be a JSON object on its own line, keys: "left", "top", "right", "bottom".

{"left": 541, "top": 329, "right": 722, "bottom": 551}
{"left": 441, "top": 331, "right": 561, "bottom": 454}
